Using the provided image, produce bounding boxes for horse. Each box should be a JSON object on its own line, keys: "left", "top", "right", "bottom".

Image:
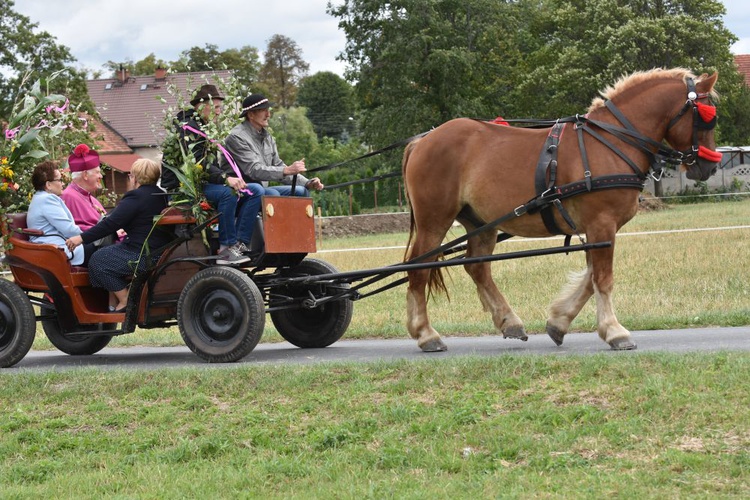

{"left": 402, "top": 68, "right": 720, "bottom": 352}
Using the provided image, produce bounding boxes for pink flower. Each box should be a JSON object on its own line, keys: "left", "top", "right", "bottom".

{"left": 5, "top": 127, "right": 19, "bottom": 140}
{"left": 45, "top": 99, "right": 69, "bottom": 114}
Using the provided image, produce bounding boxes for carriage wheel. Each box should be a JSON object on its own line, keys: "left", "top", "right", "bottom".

{"left": 270, "top": 258, "right": 353, "bottom": 348}
{"left": 0, "top": 280, "right": 36, "bottom": 368}
{"left": 41, "top": 320, "right": 115, "bottom": 355}
{"left": 177, "top": 266, "right": 265, "bottom": 362}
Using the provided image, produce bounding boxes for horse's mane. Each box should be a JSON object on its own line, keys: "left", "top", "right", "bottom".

{"left": 588, "top": 67, "right": 712, "bottom": 113}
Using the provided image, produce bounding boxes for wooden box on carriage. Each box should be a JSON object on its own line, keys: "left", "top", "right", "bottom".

{"left": 261, "top": 195, "right": 316, "bottom": 254}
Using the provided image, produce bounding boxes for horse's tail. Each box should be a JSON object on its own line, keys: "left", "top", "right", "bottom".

{"left": 402, "top": 138, "right": 449, "bottom": 300}
{"left": 402, "top": 139, "right": 418, "bottom": 262}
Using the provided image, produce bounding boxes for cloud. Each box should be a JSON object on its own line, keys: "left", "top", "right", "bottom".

{"left": 15, "top": 0, "right": 347, "bottom": 75}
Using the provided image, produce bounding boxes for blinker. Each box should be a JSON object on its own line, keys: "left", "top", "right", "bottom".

{"left": 694, "top": 102, "right": 717, "bottom": 130}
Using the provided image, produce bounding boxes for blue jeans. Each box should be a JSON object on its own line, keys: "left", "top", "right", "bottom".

{"left": 264, "top": 185, "right": 309, "bottom": 197}
{"left": 204, "top": 182, "right": 264, "bottom": 245}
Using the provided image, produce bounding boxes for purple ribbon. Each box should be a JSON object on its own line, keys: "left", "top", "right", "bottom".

{"left": 181, "top": 124, "right": 252, "bottom": 196}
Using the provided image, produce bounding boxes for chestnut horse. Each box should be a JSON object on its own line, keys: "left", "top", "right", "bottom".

{"left": 402, "top": 68, "right": 720, "bottom": 352}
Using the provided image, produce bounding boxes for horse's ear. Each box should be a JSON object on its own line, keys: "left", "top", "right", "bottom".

{"left": 698, "top": 72, "right": 718, "bottom": 92}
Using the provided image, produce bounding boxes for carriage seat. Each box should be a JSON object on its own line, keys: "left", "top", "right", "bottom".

{"left": 4, "top": 213, "right": 89, "bottom": 272}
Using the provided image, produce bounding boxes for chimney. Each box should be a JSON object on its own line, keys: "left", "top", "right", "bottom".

{"left": 117, "top": 64, "right": 130, "bottom": 84}
{"left": 154, "top": 67, "right": 167, "bottom": 80}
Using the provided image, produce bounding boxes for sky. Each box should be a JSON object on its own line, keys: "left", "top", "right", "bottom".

{"left": 13, "top": 0, "right": 349, "bottom": 76}
{"left": 12, "top": 0, "right": 750, "bottom": 79}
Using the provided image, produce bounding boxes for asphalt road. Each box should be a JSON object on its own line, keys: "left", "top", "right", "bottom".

{"left": 4, "top": 326, "right": 749, "bottom": 372}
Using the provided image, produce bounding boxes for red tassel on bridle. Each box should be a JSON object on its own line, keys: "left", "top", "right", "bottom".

{"left": 695, "top": 101, "right": 716, "bottom": 123}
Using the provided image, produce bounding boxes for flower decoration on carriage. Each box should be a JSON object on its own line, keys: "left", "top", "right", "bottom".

{"left": 161, "top": 141, "right": 215, "bottom": 226}
{"left": 157, "top": 74, "right": 245, "bottom": 235}
{"left": 0, "top": 72, "right": 87, "bottom": 213}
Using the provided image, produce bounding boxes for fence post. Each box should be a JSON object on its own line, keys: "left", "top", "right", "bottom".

{"left": 348, "top": 185, "right": 353, "bottom": 216}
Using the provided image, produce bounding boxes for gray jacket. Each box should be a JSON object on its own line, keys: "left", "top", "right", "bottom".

{"left": 219, "top": 121, "right": 309, "bottom": 188}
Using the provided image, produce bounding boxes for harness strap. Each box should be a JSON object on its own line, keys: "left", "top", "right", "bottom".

{"left": 533, "top": 122, "right": 567, "bottom": 235}
{"left": 579, "top": 124, "right": 647, "bottom": 178}
{"left": 575, "top": 122, "right": 593, "bottom": 191}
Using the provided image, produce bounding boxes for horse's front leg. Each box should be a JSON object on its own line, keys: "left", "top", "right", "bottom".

{"left": 589, "top": 241, "right": 637, "bottom": 350}
{"left": 546, "top": 265, "right": 595, "bottom": 345}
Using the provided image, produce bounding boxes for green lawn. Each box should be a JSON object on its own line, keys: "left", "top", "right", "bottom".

{"left": 1, "top": 354, "right": 748, "bottom": 497}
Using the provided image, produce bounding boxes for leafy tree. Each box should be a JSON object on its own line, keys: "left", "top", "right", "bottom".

{"left": 511, "top": 0, "right": 740, "bottom": 119}
{"left": 330, "top": 0, "right": 746, "bottom": 147}
{"left": 260, "top": 35, "right": 310, "bottom": 108}
{"left": 169, "top": 43, "right": 262, "bottom": 93}
{"left": 297, "top": 72, "right": 356, "bottom": 140}
{"left": 329, "top": 0, "right": 517, "bottom": 147}
{"left": 0, "top": 0, "right": 79, "bottom": 119}
{"left": 268, "top": 107, "right": 318, "bottom": 162}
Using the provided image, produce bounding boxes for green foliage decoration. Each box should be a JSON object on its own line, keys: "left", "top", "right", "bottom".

{"left": 1, "top": 71, "right": 88, "bottom": 213}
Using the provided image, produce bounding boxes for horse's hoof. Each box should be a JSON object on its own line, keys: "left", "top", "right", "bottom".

{"left": 503, "top": 325, "right": 528, "bottom": 341}
{"left": 420, "top": 338, "right": 448, "bottom": 352}
{"left": 608, "top": 337, "right": 637, "bottom": 350}
{"left": 546, "top": 322, "right": 565, "bottom": 346}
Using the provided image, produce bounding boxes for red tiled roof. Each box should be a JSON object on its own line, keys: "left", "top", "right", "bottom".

{"left": 100, "top": 153, "right": 142, "bottom": 173}
{"left": 734, "top": 54, "right": 750, "bottom": 87}
{"left": 86, "top": 70, "right": 233, "bottom": 148}
{"left": 85, "top": 113, "right": 132, "bottom": 153}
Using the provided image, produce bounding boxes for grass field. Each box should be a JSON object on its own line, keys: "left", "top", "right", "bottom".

{"left": 2, "top": 200, "right": 749, "bottom": 497}
{"left": 1, "top": 354, "right": 748, "bottom": 497}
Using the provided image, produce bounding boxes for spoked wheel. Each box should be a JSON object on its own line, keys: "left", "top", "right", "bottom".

{"left": 177, "top": 266, "right": 265, "bottom": 362}
{"left": 41, "top": 320, "right": 115, "bottom": 355}
{"left": 0, "top": 280, "right": 36, "bottom": 368}
{"left": 270, "top": 258, "right": 353, "bottom": 348}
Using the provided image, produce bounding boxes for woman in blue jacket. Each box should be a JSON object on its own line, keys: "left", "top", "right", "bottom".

{"left": 27, "top": 161, "right": 97, "bottom": 266}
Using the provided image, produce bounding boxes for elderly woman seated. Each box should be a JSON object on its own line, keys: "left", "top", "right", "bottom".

{"left": 66, "top": 159, "right": 173, "bottom": 312}
{"left": 27, "top": 160, "right": 97, "bottom": 266}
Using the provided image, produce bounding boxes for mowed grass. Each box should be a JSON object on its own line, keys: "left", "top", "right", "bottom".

{"left": 23, "top": 198, "right": 750, "bottom": 349}
{"left": 1, "top": 355, "right": 748, "bottom": 497}
{"left": 3, "top": 201, "right": 749, "bottom": 497}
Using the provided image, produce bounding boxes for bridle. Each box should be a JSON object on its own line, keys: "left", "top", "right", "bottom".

{"left": 576, "top": 75, "right": 720, "bottom": 181}
{"left": 665, "top": 77, "right": 720, "bottom": 166}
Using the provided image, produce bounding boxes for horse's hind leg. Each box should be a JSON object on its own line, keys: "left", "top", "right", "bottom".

{"left": 405, "top": 230, "right": 450, "bottom": 352}
{"left": 464, "top": 229, "right": 526, "bottom": 340}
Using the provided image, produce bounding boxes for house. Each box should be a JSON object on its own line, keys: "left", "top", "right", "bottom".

{"left": 86, "top": 113, "right": 141, "bottom": 201}
{"left": 86, "top": 68, "right": 233, "bottom": 161}
{"left": 734, "top": 54, "right": 750, "bottom": 87}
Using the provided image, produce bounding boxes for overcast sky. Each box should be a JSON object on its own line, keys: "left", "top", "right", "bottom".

{"left": 13, "top": 0, "right": 750, "bottom": 79}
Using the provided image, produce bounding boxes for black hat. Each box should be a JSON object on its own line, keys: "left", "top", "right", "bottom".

{"left": 190, "top": 84, "right": 224, "bottom": 107}
{"left": 239, "top": 93, "right": 274, "bottom": 117}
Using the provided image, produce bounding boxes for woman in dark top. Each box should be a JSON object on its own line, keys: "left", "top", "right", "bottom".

{"left": 66, "top": 159, "right": 172, "bottom": 312}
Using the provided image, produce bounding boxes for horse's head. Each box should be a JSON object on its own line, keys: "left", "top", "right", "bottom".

{"left": 665, "top": 72, "right": 720, "bottom": 181}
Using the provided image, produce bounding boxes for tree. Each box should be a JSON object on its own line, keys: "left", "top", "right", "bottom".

{"left": 169, "top": 44, "right": 261, "bottom": 92}
{"left": 510, "top": 0, "right": 741, "bottom": 119}
{"left": 297, "top": 72, "right": 356, "bottom": 140}
{"left": 330, "top": 0, "right": 746, "bottom": 147}
{"left": 268, "top": 107, "right": 318, "bottom": 162}
{"left": 260, "top": 35, "right": 310, "bottom": 108}
{"left": 0, "top": 0, "right": 78, "bottom": 119}
{"left": 329, "top": 0, "right": 517, "bottom": 147}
